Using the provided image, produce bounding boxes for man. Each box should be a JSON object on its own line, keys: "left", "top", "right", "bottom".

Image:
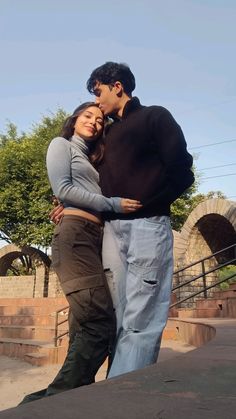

{"left": 85, "top": 62, "right": 194, "bottom": 378}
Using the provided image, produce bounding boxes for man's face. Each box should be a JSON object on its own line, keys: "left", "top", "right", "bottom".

{"left": 93, "top": 82, "right": 119, "bottom": 116}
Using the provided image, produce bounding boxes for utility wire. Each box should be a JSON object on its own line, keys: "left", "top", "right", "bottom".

{"left": 198, "top": 163, "right": 236, "bottom": 171}
{"left": 189, "top": 139, "right": 236, "bottom": 150}
{"left": 201, "top": 173, "right": 236, "bottom": 180}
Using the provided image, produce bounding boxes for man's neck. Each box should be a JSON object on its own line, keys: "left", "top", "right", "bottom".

{"left": 116, "top": 95, "right": 132, "bottom": 118}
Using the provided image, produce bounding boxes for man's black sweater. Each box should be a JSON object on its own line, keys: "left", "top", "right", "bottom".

{"left": 99, "top": 97, "right": 194, "bottom": 219}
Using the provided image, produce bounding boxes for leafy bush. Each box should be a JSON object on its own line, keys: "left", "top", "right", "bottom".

{"left": 218, "top": 265, "right": 236, "bottom": 290}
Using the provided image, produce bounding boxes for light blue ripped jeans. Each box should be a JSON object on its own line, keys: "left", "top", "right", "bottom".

{"left": 102, "top": 216, "right": 173, "bottom": 378}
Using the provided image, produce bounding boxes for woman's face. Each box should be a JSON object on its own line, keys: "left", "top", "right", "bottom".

{"left": 74, "top": 106, "right": 104, "bottom": 141}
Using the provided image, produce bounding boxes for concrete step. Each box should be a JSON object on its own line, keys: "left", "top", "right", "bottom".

{"left": 0, "top": 325, "right": 68, "bottom": 340}
{"left": 0, "top": 305, "right": 68, "bottom": 316}
{"left": 196, "top": 298, "right": 225, "bottom": 310}
{"left": 0, "top": 297, "right": 67, "bottom": 307}
{"left": 168, "top": 307, "right": 179, "bottom": 317}
{"left": 227, "top": 297, "right": 236, "bottom": 317}
{"left": 23, "top": 352, "right": 48, "bottom": 367}
{"left": 163, "top": 327, "right": 179, "bottom": 340}
{"left": 213, "top": 289, "right": 236, "bottom": 299}
{"left": 0, "top": 298, "right": 69, "bottom": 365}
{"left": 178, "top": 307, "right": 223, "bottom": 319}
{"left": 195, "top": 297, "right": 236, "bottom": 317}
{"left": 0, "top": 314, "right": 57, "bottom": 326}
{"left": 24, "top": 344, "right": 68, "bottom": 366}
{"left": 0, "top": 337, "right": 68, "bottom": 366}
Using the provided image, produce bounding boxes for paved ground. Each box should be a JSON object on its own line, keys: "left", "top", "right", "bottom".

{"left": 0, "top": 318, "right": 235, "bottom": 419}
{"left": 0, "top": 339, "right": 195, "bottom": 411}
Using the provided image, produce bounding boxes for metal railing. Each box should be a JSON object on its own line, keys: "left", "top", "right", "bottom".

{"left": 53, "top": 243, "right": 236, "bottom": 345}
{"left": 54, "top": 305, "right": 69, "bottom": 347}
{"left": 171, "top": 243, "right": 236, "bottom": 308}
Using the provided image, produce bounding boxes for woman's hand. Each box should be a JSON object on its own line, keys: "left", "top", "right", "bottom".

{"left": 121, "top": 198, "right": 142, "bottom": 213}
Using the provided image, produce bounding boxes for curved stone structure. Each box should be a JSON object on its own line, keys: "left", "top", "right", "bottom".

{"left": 0, "top": 244, "right": 52, "bottom": 298}
{"left": 174, "top": 198, "right": 236, "bottom": 266}
{"left": 0, "top": 244, "right": 51, "bottom": 276}
{"left": 173, "top": 198, "right": 236, "bottom": 305}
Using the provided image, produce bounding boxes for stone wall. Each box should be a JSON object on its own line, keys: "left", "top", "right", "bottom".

{"left": 0, "top": 275, "right": 36, "bottom": 298}
{"left": 0, "top": 270, "right": 64, "bottom": 298}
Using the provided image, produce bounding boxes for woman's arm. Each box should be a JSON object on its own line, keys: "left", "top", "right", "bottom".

{"left": 46, "top": 138, "right": 141, "bottom": 214}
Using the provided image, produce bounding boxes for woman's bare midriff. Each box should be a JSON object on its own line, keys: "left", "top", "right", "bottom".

{"left": 63, "top": 208, "right": 102, "bottom": 225}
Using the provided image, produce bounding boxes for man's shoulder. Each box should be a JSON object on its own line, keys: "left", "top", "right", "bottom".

{"left": 140, "top": 105, "right": 175, "bottom": 124}
{"left": 144, "top": 104, "right": 171, "bottom": 115}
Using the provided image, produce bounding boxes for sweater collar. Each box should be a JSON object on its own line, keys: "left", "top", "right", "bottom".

{"left": 70, "top": 134, "right": 90, "bottom": 155}
{"left": 113, "top": 97, "right": 141, "bottom": 121}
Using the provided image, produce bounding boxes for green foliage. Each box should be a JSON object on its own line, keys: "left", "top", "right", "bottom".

{"left": 6, "top": 254, "right": 36, "bottom": 276}
{"left": 0, "top": 110, "right": 67, "bottom": 248}
{"left": 218, "top": 265, "right": 236, "bottom": 290}
{"left": 0, "top": 122, "right": 20, "bottom": 146}
{"left": 0, "top": 111, "right": 227, "bottom": 246}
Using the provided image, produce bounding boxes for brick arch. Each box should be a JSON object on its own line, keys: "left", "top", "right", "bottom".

{"left": 0, "top": 244, "right": 51, "bottom": 276}
{"left": 175, "top": 198, "right": 236, "bottom": 266}
{"left": 172, "top": 198, "right": 236, "bottom": 305}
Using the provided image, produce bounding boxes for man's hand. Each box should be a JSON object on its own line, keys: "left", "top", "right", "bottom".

{"left": 121, "top": 198, "right": 142, "bottom": 213}
{"left": 49, "top": 204, "right": 64, "bottom": 224}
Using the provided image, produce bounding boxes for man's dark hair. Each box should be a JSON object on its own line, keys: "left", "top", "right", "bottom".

{"left": 87, "top": 62, "right": 136, "bottom": 96}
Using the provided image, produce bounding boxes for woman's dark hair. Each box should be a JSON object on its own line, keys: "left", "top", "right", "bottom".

{"left": 60, "top": 102, "right": 105, "bottom": 166}
{"left": 60, "top": 102, "right": 99, "bottom": 139}
{"left": 87, "top": 62, "right": 136, "bottom": 96}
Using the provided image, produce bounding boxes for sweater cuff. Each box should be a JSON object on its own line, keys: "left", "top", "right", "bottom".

{"left": 110, "top": 197, "right": 123, "bottom": 213}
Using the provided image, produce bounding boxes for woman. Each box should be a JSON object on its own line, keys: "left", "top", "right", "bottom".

{"left": 20, "top": 102, "right": 141, "bottom": 404}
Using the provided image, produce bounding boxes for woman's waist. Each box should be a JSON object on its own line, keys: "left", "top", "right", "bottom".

{"left": 63, "top": 208, "right": 102, "bottom": 225}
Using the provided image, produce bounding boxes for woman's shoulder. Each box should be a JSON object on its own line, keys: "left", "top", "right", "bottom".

{"left": 47, "top": 137, "right": 72, "bottom": 160}
{"left": 50, "top": 136, "right": 69, "bottom": 144}
{"left": 48, "top": 136, "right": 71, "bottom": 149}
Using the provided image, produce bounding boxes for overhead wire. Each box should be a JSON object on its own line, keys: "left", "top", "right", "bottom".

{"left": 198, "top": 163, "right": 236, "bottom": 171}
{"left": 201, "top": 173, "right": 236, "bottom": 180}
{"left": 189, "top": 139, "right": 236, "bottom": 150}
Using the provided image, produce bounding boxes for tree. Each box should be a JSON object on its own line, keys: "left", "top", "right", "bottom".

{"left": 0, "top": 111, "right": 227, "bottom": 245}
{"left": 0, "top": 110, "right": 67, "bottom": 248}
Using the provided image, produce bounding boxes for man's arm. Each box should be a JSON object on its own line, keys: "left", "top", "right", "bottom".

{"left": 49, "top": 196, "right": 64, "bottom": 224}
{"left": 146, "top": 108, "right": 194, "bottom": 207}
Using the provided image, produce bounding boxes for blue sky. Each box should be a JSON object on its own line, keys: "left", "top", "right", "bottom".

{"left": 1, "top": 0, "right": 236, "bottom": 199}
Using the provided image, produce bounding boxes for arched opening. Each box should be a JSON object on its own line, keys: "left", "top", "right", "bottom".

{"left": 196, "top": 214, "right": 236, "bottom": 264}
{"left": 0, "top": 245, "right": 51, "bottom": 297}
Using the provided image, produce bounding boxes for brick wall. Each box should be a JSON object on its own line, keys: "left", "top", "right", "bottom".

{"left": 0, "top": 271, "right": 64, "bottom": 298}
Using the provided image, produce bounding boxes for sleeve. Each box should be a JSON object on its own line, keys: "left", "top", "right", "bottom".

{"left": 146, "top": 108, "right": 195, "bottom": 206}
{"left": 46, "top": 138, "right": 122, "bottom": 213}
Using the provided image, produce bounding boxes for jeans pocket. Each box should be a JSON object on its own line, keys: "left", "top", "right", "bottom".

{"left": 144, "top": 215, "right": 168, "bottom": 226}
{"left": 124, "top": 264, "right": 160, "bottom": 331}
